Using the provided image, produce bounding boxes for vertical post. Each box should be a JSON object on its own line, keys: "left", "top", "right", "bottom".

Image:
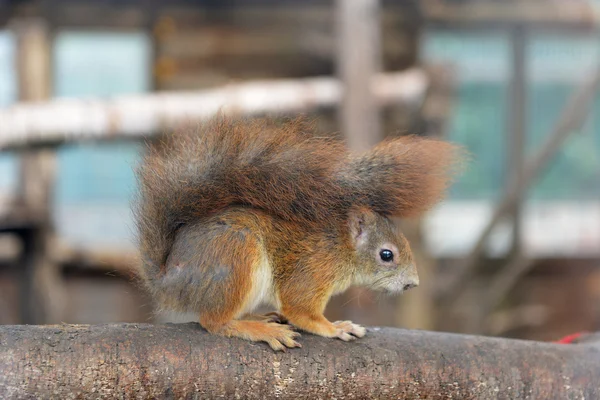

{"left": 14, "top": 19, "right": 54, "bottom": 214}
{"left": 336, "top": 0, "right": 383, "bottom": 150}
{"left": 334, "top": 0, "right": 384, "bottom": 324}
{"left": 14, "top": 19, "right": 51, "bottom": 103}
{"left": 12, "top": 18, "right": 58, "bottom": 324}
{"left": 507, "top": 26, "right": 527, "bottom": 254}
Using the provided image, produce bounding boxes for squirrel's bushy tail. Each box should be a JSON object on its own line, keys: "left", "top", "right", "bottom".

{"left": 135, "top": 116, "right": 461, "bottom": 278}
{"left": 135, "top": 116, "right": 347, "bottom": 276}
{"left": 337, "top": 136, "right": 462, "bottom": 218}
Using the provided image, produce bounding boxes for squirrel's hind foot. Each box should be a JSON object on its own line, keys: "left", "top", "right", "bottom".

{"left": 210, "top": 319, "right": 302, "bottom": 352}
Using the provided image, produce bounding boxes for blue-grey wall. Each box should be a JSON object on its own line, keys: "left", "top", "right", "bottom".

{"left": 422, "top": 31, "right": 600, "bottom": 200}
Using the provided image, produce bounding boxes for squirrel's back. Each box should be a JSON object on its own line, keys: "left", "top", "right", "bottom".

{"left": 135, "top": 116, "right": 460, "bottom": 282}
{"left": 136, "top": 117, "right": 347, "bottom": 279}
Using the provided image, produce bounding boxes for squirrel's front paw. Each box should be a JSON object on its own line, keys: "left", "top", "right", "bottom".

{"left": 333, "top": 320, "right": 367, "bottom": 341}
{"left": 264, "top": 323, "right": 302, "bottom": 351}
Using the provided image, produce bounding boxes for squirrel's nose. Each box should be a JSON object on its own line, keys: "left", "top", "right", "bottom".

{"left": 402, "top": 271, "right": 419, "bottom": 292}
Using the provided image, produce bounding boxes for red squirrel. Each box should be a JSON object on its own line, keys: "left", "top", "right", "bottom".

{"left": 135, "top": 116, "right": 460, "bottom": 351}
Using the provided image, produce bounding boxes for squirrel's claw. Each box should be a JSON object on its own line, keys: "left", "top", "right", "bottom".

{"left": 333, "top": 320, "right": 367, "bottom": 339}
{"left": 336, "top": 331, "right": 357, "bottom": 341}
{"left": 265, "top": 323, "right": 302, "bottom": 351}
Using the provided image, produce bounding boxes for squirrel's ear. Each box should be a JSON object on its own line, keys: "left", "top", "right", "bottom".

{"left": 348, "top": 208, "right": 376, "bottom": 247}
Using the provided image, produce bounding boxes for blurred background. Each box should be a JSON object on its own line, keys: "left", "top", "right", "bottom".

{"left": 0, "top": 0, "right": 599, "bottom": 342}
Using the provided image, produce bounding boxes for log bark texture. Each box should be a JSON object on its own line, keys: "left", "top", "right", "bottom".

{"left": 1, "top": 323, "right": 599, "bottom": 399}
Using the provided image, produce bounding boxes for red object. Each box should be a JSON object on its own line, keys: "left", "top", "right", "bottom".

{"left": 555, "top": 332, "right": 587, "bottom": 344}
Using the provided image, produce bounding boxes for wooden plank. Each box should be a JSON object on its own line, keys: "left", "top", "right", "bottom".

{"left": 423, "top": 0, "right": 599, "bottom": 30}
{"left": 151, "top": 8, "right": 417, "bottom": 90}
{"left": 2, "top": 1, "right": 597, "bottom": 30}
{"left": 156, "top": 28, "right": 301, "bottom": 58}
{"left": 154, "top": 55, "right": 332, "bottom": 89}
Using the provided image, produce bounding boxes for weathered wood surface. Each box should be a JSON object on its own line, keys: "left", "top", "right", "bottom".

{"left": 0, "top": 69, "right": 427, "bottom": 150}
{"left": 1, "top": 324, "right": 599, "bottom": 399}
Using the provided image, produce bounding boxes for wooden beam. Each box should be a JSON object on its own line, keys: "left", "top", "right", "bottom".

{"left": 1, "top": 324, "right": 599, "bottom": 399}
{"left": 423, "top": 0, "right": 599, "bottom": 31}
{"left": 0, "top": 70, "right": 428, "bottom": 150}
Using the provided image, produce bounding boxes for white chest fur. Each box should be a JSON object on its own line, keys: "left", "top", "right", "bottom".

{"left": 238, "top": 251, "right": 279, "bottom": 317}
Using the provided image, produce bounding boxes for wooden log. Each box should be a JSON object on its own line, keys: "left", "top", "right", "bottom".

{"left": 1, "top": 324, "right": 599, "bottom": 399}
{"left": 0, "top": 70, "right": 427, "bottom": 150}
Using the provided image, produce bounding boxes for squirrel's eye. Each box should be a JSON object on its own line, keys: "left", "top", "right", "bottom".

{"left": 379, "top": 249, "right": 394, "bottom": 262}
